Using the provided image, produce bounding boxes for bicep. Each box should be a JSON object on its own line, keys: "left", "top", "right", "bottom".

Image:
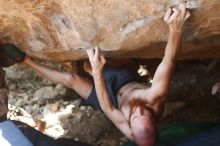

{"left": 149, "top": 61, "right": 173, "bottom": 102}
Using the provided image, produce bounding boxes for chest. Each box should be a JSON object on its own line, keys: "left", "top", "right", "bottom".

{"left": 118, "top": 95, "right": 164, "bottom": 121}
{"left": 118, "top": 96, "right": 148, "bottom": 120}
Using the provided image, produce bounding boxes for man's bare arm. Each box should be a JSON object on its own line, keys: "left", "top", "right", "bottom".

{"left": 93, "top": 70, "right": 133, "bottom": 139}
{"left": 87, "top": 47, "right": 133, "bottom": 140}
{"left": 148, "top": 3, "right": 190, "bottom": 103}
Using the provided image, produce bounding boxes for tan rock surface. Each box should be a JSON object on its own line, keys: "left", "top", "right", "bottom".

{"left": 0, "top": 0, "right": 219, "bottom": 62}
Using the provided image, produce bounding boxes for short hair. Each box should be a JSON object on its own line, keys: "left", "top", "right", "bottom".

{"left": 134, "top": 126, "right": 157, "bottom": 146}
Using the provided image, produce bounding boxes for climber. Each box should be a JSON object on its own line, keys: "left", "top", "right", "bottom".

{"left": 2, "top": 2, "right": 190, "bottom": 146}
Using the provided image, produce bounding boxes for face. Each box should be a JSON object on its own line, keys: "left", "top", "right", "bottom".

{"left": 130, "top": 106, "right": 157, "bottom": 146}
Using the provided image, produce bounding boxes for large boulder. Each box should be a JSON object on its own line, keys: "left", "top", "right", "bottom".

{"left": 0, "top": 0, "right": 219, "bottom": 62}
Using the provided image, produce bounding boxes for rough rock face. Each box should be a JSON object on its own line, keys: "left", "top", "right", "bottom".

{"left": 0, "top": 0, "right": 219, "bottom": 62}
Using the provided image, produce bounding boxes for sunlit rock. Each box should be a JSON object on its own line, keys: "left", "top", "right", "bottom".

{"left": 0, "top": 0, "right": 219, "bottom": 61}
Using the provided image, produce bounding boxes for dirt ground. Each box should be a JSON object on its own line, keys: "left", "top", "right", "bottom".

{"left": 4, "top": 58, "right": 220, "bottom": 146}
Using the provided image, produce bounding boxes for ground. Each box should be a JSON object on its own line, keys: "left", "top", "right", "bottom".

{"left": 4, "top": 58, "right": 220, "bottom": 146}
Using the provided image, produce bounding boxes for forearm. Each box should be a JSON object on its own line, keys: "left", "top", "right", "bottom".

{"left": 150, "top": 30, "right": 182, "bottom": 101}
{"left": 24, "top": 57, "right": 71, "bottom": 85}
{"left": 92, "top": 70, "right": 114, "bottom": 112}
{"left": 93, "top": 71, "right": 134, "bottom": 140}
{"left": 163, "top": 30, "right": 182, "bottom": 64}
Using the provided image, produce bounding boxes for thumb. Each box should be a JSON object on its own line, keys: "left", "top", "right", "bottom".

{"left": 100, "top": 55, "right": 106, "bottom": 64}
{"left": 183, "top": 11, "right": 191, "bottom": 23}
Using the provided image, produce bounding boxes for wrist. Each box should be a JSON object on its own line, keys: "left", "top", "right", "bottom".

{"left": 92, "top": 69, "right": 102, "bottom": 76}
{"left": 169, "top": 28, "right": 182, "bottom": 34}
{"left": 169, "top": 29, "right": 182, "bottom": 38}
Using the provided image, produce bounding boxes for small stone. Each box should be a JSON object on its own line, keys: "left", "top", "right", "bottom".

{"left": 32, "top": 104, "right": 40, "bottom": 111}
{"left": 8, "top": 98, "right": 17, "bottom": 105}
{"left": 50, "top": 102, "right": 59, "bottom": 112}
{"left": 37, "top": 99, "right": 47, "bottom": 106}
{"left": 44, "top": 102, "right": 59, "bottom": 113}
{"left": 163, "top": 101, "right": 187, "bottom": 117}
{"left": 73, "top": 99, "right": 81, "bottom": 107}
{"left": 8, "top": 83, "right": 17, "bottom": 90}
{"left": 62, "top": 101, "right": 68, "bottom": 105}
{"left": 79, "top": 106, "right": 87, "bottom": 111}
{"left": 66, "top": 105, "right": 74, "bottom": 112}
{"left": 15, "top": 99, "right": 24, "bottom": 107}
{"left": 33, "top": 86, "right": 59, "bottom": 100}
{"left": 75, "top": 112, "right": 83, "bottom": 122}
{"left": 55, "top": 84, "right": 67, "bottom": 96}
{"left": 25, "top": 106, "right": 32, "bottom": 114}
{"left": 23, "top": 95, "right": 30, "bottom": 100}
{"left": 31, "top": 104, "right": 40, "bottom": 116}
